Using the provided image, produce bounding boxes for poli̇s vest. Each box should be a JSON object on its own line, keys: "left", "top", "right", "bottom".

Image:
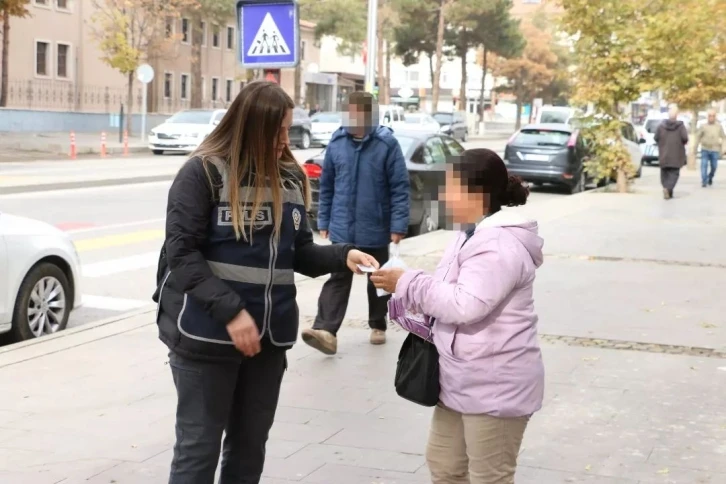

{"left": 174, "top": 162, "right": 306, "bottom": 347}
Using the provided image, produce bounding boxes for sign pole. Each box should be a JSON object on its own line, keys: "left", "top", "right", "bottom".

{"left": 364, "top": 0, "right": 377, "bottom": 94}
{"left": 141, "top": 85, "right": 148, "bottom": 143}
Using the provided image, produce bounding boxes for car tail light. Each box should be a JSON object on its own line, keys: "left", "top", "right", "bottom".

{"left": 303, "top": 162, "right": 322, "bottom": 178}
{"left": 567, "top": 130, "right": 578, "bottom": 148}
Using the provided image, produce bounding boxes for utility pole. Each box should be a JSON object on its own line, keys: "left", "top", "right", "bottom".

{"left": 364, "top": 0, "right": 378, "bottom": 94}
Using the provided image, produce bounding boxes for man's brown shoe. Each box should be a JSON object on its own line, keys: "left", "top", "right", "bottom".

{"left": 301, "top": 328, "right": 338, "bottom": 355}
{"left": 370, "top": 329, "right": 386, "bottom": 345}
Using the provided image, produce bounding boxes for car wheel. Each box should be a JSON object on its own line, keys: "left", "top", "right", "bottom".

{"left": 298, "top": 131, "right": 311, "bottom": 149}
{"left": 152, "top": 150, "right": 164, "bottom": 155}
{"left": 569, "top": 171, "right": 586, "bottom": 195}
{"left": 11, "top": 263, "right": 71, "bottom": 342}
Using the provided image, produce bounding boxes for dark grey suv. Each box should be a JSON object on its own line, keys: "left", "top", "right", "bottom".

{"left": 433, "top": 111, "right": 468, "bottom": 142}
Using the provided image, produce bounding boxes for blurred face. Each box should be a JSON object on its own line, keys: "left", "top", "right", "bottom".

{"left": 443, "top": 168, "right": 489, "bottom": 224}
{"left": 708, "top": 112, "right": 716, "bottom": 123}
{"left": 347, "top": 103, "right": 368, "bottom": 135}
{"left": 277, "top": 108, "right": 292, "bottom": 159}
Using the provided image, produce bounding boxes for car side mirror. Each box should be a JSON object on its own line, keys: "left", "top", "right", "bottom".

{"left": 639, "top": 138, "right": 646, "bottom": 144}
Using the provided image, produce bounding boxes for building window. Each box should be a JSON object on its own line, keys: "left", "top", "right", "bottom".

{"left": 34, "top": 0, "right": 49, "bottom": 6}
{"left": 164, "top": 73, "right": 172, "bottom": 98}
{"left": 56, "top": 43, "right": 69, "bottom": 78}
{"left": 212, "top": 25, "right": 220, "bottom": 48}
{"left": 406, "top": 70, "right": 419, "bottom": 84}
{"left": 35, "top": 41, "right": 49, "bottom": 76}
{"left": 56, "top": 0, "right": 69, "bottom": 10}
{"left": 180, "top": 74, "right": 189, "bottom": 100}
{"left": 225, "top": 79, "right": 232, "bottom": 102}
{"left": 211, "top": 77, "right": 219, "bottom": 101}
{"left": 301, "top": 40, "right": 306, "bottom": 61}
{"left": 181, "top": 18, "right": 190, "bottom": 43}
{"left": 165, "top": 18, "right": 174, "bottom": 38}
{"left": 227, "top": 26, "right": 234, "bottom": 49}
{"left": 200, "top": 21, "right": 207, "bottom": 46}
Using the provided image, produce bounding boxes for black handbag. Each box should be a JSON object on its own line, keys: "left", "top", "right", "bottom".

{"left": 394, "top": 332, "right": 440, "bottom": 407}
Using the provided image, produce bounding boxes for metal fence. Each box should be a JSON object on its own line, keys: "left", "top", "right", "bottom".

{"left": 4, "top": 79, "right": 234, "bottom": 114}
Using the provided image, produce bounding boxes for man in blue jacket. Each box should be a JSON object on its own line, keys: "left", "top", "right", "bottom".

{"left": 302, "top": 91, "right": 410, "bottom": 355}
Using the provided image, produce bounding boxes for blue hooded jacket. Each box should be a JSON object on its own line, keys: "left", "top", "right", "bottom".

{"left": 317, "top": 125, "right": 410, "bottom": 248}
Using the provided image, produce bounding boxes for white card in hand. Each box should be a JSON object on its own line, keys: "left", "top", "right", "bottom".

{"left": 357, "top": 264, "right": 377, "bottom": 273}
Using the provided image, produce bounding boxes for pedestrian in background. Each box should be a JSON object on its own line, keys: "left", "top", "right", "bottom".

{"left": 372, "top": 149, "right": 544, "bottom": 484}
{"left": 309, "top": 104, "right": 321, "bottom": 117}
{"left": 154, "top": 81, "right": 379, "bottom": 484}
{"left": 655, "top": 105, "right": 689, "bottom": 199}
{"left": 301, "top": 91, "right": 410, "bottom": 355}
{"left": 696, "top": 110, "right": 725, "bottom": 187}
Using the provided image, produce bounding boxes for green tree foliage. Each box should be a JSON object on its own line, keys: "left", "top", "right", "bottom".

{"left": 0, "top": 0, "right": 30, "bottom": 106}
{"left": 559, "top": 0, "right": 648, "bottom": 192}
{"left": 493, "top": 23, "right": 557, "bottom": 129}
{"left": 299, "top": 0, "right": 367, "bottom": 56}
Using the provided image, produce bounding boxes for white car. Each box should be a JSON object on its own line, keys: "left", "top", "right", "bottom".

{"left": 310, "top": 112, "right": 342, "bottom": 146}
{"left": 149, "top": 109, "right": 227, "bottom": 155}
{"left": 0, "top": 213, "right": 81, "bottom": 342}
{"left": 401, "top": 113, "right": 440, "bottom": 133}
{"left": 639, "top": 113, "right": 690, "bottom": 164}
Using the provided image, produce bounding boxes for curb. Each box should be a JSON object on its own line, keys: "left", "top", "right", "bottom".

{"left": 2, "top": 173, "right": 176, "bottom": 194}
{"left": 0, "top": 307, "right": 156, "bottom": 368}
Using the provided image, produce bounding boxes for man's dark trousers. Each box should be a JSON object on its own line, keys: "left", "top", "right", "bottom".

{"left": 313, "top": 245, "right": 390, "bottom": 335}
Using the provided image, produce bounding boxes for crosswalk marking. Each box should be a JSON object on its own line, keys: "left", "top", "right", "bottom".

{"left": 82, "top": 295, "right": 152, "bottom": 311}
{"left": 82, "top": 251, "right": 160, "bottom": 278}
{"left": 74, "top": 229, "right": 164, "bottom": 253}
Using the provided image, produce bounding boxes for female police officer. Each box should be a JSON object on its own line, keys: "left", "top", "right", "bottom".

{"left": 154, "top": 81, "right": 379, "bottom": 483}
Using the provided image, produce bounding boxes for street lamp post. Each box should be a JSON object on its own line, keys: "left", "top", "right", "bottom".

{"left": 364, "top": 0, "right": 378, "bottom": 94}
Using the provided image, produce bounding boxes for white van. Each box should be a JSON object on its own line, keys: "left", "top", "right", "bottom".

{"left": 379, "top": 104, "right": 406, "bottom": 129}
{"left": 536, "top": 106, "right": 584, "bottom": 125}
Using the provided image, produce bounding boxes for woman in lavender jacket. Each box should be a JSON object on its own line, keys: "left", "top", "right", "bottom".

{"left": 372, "top": 149, "right": 545, "bottom": 484}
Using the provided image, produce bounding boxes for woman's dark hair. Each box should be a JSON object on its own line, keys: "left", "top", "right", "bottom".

{"left": 450, "top": 148, "right": 529, "bottom": 213}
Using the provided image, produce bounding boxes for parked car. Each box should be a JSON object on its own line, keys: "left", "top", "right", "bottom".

{"left": 401, "top": 113, "right": 441, "bottom": 133}
{"left": 432, "top": 111, "right": 468, "bottom": 142}
{"left": 638, "top": 113, "right": 690, "bottom": 165}
{"left": 379, "top": 104, "right": 407, "bottom": 130}
{"left": 0, "top": 213, "right": 81, "bottom": 342}
{"left": 149, "top": 109, "right": 226, "bottom": 155}
{"left": 302, "top": 131, "right": 466, "bottom": 236}
{"left": 535, "top": 105, "right": 584, "bottom": 125}
{"left": 310, "top": 112, "right": 342, "bottom": 146}
{"left": 291, "top": 108, "right": 313, "bottom": 149}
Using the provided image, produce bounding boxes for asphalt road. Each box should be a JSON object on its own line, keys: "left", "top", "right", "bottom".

{"left": 0, "top": 138, "right": 568, "bottom": 332}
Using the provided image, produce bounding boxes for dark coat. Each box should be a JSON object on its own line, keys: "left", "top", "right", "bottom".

{"left": 153, "top": 157, "right": 353, "bottom": 362}
{"left": 317, "top": 126, "right": 410, "bottom": 248}
{"left": 655, "top": 120, "right": 689, "bottom": 168}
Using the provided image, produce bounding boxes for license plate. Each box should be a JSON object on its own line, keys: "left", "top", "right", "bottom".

{"left": 524, "top": 154, "right": 550, "bottom": 162}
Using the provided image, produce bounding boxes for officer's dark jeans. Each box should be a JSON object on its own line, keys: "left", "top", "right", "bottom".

{"left": 168, "top": 345, "right": 287, "bottom": 484}
{"left": 313, "top": 245, "right": 390, "bottom": 336}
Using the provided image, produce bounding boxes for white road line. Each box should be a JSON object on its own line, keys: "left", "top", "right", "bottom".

{"left": 81, "top": 295, "right": 152, "bottom": 311}
{"left": 68, "top": 218, "right": 166, "bottom": 234}
{"left": 82, "top": 251, "right": 159, "bottom": 278}
{"left": 0, "top": 181, "right": 172, "bottom": 199}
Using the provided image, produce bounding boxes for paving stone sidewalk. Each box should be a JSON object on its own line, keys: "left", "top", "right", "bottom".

{"left": 0, "top": 167, "right": 725, "bottom": 483}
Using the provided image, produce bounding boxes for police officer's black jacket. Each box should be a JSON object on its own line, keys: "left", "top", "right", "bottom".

{"left": 154, "top": 157, "right": 354, "bottom": 362}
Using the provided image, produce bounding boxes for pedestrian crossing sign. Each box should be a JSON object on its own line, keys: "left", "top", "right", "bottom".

{"left": 237, "top": 0, "right": 299, "bottom": 68}
{"left": 247, "top": 13, "right": 290, "bottom": 56}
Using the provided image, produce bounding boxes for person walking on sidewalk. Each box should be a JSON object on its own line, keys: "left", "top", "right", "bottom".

{"left": 153, "top": 81, "right": 379, "bottom": 484}
{"left": 696, "top": 110, "right": 725, "bottom": 187}
{"left": 301, "top": 91, "right": 410, "bottom": 355}
{"left": 371, "top": 149, "right": 544, "bottom": 484}
{"left": 655, "top": 105, "right": 689, "bottom": 199}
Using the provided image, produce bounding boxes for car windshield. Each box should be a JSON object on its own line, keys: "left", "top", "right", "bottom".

{"left": 513, "top": 129, "right": 571, "bottom": 147}
{"left": 167, "top": 111, "right": 214, "bottom": 124}
{"left": 432, "top": 113, "right": 453, "bottom": 124}
{"left": 311, "top": 113, "right": 341, "bottom": 123}
{"left": 645, "top": 119, "right": 662, "bottom": 133}
{"left": 540, "top": 111, "right": 570, "bottom": 124}
{"left": 395, "top": 136, "right": 416, "bottom": 155}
